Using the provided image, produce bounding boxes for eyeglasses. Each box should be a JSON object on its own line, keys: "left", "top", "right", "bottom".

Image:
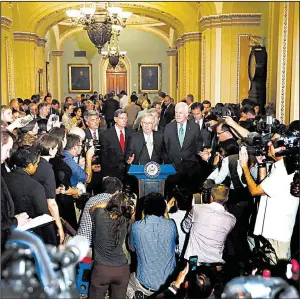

{"left": 142, "top": 122, "right": 153, "bottom": 125}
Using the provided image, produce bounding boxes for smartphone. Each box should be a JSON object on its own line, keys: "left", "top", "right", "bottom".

{"left": 189, "top": 255, "right": 198, "bottom": 271}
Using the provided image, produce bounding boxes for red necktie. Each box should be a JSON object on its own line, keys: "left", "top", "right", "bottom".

{"left": 93, "top": 131, "right": 97, "bottom": 140}
{"left": 120, "top": 130, "right": 125, "bottom": 152}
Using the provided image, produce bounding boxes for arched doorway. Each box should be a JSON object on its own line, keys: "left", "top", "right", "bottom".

{"left": 106, "top": 61, "right": 127, "bottom": 94}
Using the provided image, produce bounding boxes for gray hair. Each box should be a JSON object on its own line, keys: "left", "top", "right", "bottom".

{"left": 84, "top": 110, "right": 98, "bottom": 122}
{"left": 141, "top": 113, "right": 155, "bottom": 124}
{"left": 114, "top": 109, "right": 126, "bottom": 118}
{"left": 175, "top": 102, "right": 189, "bottom": 115}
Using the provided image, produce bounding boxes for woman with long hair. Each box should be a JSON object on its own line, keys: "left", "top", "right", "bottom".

{"left": 72, "top": 107, "right": 86, "bottom": 129}
{"left": 89, "top": 193, "right": 134, "bottom": 299}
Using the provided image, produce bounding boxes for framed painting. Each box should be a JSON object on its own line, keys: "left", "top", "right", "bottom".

{"left": 138, "top": 63, "right": 162, "bottom": 93}
{"left": 68, "top": 64, "right": 92, "bottom": 93}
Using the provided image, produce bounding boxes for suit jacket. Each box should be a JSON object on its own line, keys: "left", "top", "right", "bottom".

{"left": 158, "top": 116, "right": 167, "bottom": 129}
{"left": 162, "top": 104, "right": 175, "bottom": 124}
{"left": 102, "top": 98, "right": 119, "bottom": 121}
{"left": 125, "top": 131, "right": 164, "bottom": 165}
{"left": 99, "top": 126, "right": 134, "bottom": 179}
{"left": 84, "top": 127, "right": 102, "bottom": 141}
{"left": 192, "top": 118, "right": 212, "bottom": 148}
{"left": 163, "top": 120, "right": 204, "bottom": 173}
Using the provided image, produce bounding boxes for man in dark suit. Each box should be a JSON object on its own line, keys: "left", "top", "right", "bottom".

{"left": 190, "top": 102, "right": 212, "bottom": 148}
{"left": 84, "top": 110, "right": 102, "bottom": 195}
{"left": 99, "top": 109, "right": 134, "bottom": 182}
{"left": 126, "top": 113, "right": 164, "bottom": 165}
{"left": 164, "top": 102, "right": 204, "bottom": 196}
{"left": 162, "top": 95, "right": 175, "bottom": 124}
{"left": 153, "top": 101, "right": 167, "bottom": 129}
{"left": 102, "top": 93, "right": 120, "bottom": 128}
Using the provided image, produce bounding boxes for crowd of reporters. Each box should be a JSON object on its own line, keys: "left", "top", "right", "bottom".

{"left": 1, "top": 91, "right": 299, "bottom": 298}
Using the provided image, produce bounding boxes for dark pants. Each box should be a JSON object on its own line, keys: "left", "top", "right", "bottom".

{"left": 89, "top": 263, "right": 129, "bottom": 299}
{"left": 56, "top": 195, "right": 78, "bottom": 231}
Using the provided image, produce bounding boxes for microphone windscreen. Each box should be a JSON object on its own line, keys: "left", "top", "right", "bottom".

{"left": 65, "top": 235, "right": 89, "bottom": 261}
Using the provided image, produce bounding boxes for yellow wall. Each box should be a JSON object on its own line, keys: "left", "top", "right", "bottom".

{"left": 1, "top": 2, "right": 298, "bottom": 123}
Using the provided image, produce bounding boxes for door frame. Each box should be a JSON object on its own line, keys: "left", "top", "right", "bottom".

{"left": 99, "top": 56, "right": 131, "bottom": 95}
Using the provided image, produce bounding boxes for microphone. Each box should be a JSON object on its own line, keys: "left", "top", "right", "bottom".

{"left": 48, "top": 235, "right": 89, "bottom": 267}
{"left": 137, "top": 141, "right": 147, "bottom": 165}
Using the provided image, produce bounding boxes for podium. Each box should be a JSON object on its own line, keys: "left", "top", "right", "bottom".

{"left": 128, "top": 163, "right": 176, "bottom": 197}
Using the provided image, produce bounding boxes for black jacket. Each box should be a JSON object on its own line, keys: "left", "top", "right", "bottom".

{"left": 163, "top": 120, "right": 204, "bottom": 173}
{"left": 100, "top": 126, "right": 134, "bottom": 180}
{"left": 162, "top": 104, "right": 175, "bottom": 124}
{"left": 102, "top": 98, "right": 119, "bottom": 121}
{"left": 125, "top": 131, "right": 165, "bottom": 165}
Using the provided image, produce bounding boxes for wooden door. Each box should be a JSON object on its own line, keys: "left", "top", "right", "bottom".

{"left": 106, "top": 72, "right": 127, "bottom": 94}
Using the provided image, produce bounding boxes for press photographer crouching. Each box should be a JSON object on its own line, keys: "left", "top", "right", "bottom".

{"left": 239, "top": 129, "right": 299, "bottom": 262}
{"left": 182, "top": 184, "right": 236, "bottom": 265}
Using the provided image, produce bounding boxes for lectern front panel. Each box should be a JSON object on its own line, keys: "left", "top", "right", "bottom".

{"left": 138, "top": 179, "right": 165, "bottom": 197}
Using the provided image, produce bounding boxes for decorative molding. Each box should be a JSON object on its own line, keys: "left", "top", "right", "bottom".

{"left": 199, "top": 13, "right": 261, "bottom": 31}
{"left": 13, "top": 31, "right": 40, "bottom": 43}
{"left": 236, "top": 34, "right": 249, "bottom": 103}
{"left": 176, "top": 38, "right": 184, "bottom": 48}
{"left": 182, "top": 32, "right": 201, "bottom": 42}
{"left": 201, "top": 36, "right": 205, "bottom": 101}
{"left": 51, "top": 50, "right": 63, "bottom": 56}
{"left": 1, "top": 16, "right": 12, "bottom": 30}
{"left": 167, "top": 48, "right": 177, "bottom": 56}
{"left": 279, "top": 3, "right": 289, "bottom": 123}
{"left": 5, "top": 37, "right": 11, "bottom": 100}
{"left": 37, "top": 37, "right": 47, "bottom": 47}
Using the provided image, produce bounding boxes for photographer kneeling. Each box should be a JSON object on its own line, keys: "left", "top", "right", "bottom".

{"left": 239, "top": 138, "right": 299, "bottom": 262}
{"left": 182, "top": 184, "right": 236, "bottom": 265}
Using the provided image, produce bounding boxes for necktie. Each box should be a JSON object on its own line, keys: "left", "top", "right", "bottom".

{"left": 120, "top": 130, "right": 125, "bottom": 152}
{"left": 146, "top": 136, "right": 153, "bottom": 158}
{"left": 179, "top": 124, "right": 184, "bottom": 147}
{"left": 93, "top": 131, "right": 97, "bottom": 140}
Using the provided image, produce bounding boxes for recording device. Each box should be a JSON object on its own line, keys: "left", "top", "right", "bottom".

{"left": 189, "top": 256, "right": 198, "bottom": 271}
{"left": 211, "top": 104, "right": 240, "bottom": 122}
{"left": 201, "top": 179, "right": 215, "bottom": 204}
{"left": 222, "top": 276, "right": 299, "bottom": 299}
{"left": 1, "top": 229, "right": 89, "bottom": 298}
{"left": 290, "top": 171, "right": 299, "bottom": 197}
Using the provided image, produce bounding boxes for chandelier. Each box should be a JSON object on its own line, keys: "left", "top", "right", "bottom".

{"left": 101, "top": 28, "right": 127, "bottom": 68}
{"left": 66, "top": 3, "right": 132, "bottom": 53}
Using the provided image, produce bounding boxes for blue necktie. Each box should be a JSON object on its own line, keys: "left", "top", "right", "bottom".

{"left": 179, "top": 124, "right": 184, "bottom": 147}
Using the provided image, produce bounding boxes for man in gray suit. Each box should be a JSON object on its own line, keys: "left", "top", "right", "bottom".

{"left": 164, "top": 102, "right": 204, "bottom": 195}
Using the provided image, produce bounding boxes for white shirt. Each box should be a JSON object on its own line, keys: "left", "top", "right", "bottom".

{"left": 183, "top": 202, "right": 236, "bottom": 263}
{"left": 89, "top": 128, "right": 99, "bottom": 140}
{"left": 120, "top": 95, "right": 129, "bottom": 109}
{"left": 115, "top": 126, "right": 125, "bottom": 142}
{"left": 254, "top": 159, "right": 299, "bottom": 242}
{"left": 143, "top": 132, "right": 154, "bottom": 158}
{"left": 208, "top": 156, "right": 257, "bottom": 189}
{"left": 195, "top": 118, "right": 204, "bottom": 130}
{"left": 169, "top": 210, "right": 187, "bottom": 255}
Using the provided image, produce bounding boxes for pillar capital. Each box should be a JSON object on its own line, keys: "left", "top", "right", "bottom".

{"left": 199, "top": 13, "right": 261, "bottom": 31}
{"left": 167, "top": 48, "right": 177, "bottom": 56}
{"left": 37, "top": 37, "right": 47, "bottom": 47}
{"left": 176, "top": 38, "right": 184, "bottom": 48}
{"left": 182, "top": 32, "right": 201, "bottom": 42}
{"left": 1, "top": 16, "right": 13, "bottom": 30}
{"left": 51, "top": 50, "right": 63, "bottom": 56}
{"left": 13, "top": 31, "right": 39, "bottom": 43}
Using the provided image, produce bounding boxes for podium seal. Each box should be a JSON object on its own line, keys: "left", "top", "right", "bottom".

{"left": 144, "top": 161, "right": 161, "bottom": 178}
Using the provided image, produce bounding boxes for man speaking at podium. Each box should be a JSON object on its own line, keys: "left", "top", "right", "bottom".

{"left": 126, "top": 113, "right": 164, "bottom": 165}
